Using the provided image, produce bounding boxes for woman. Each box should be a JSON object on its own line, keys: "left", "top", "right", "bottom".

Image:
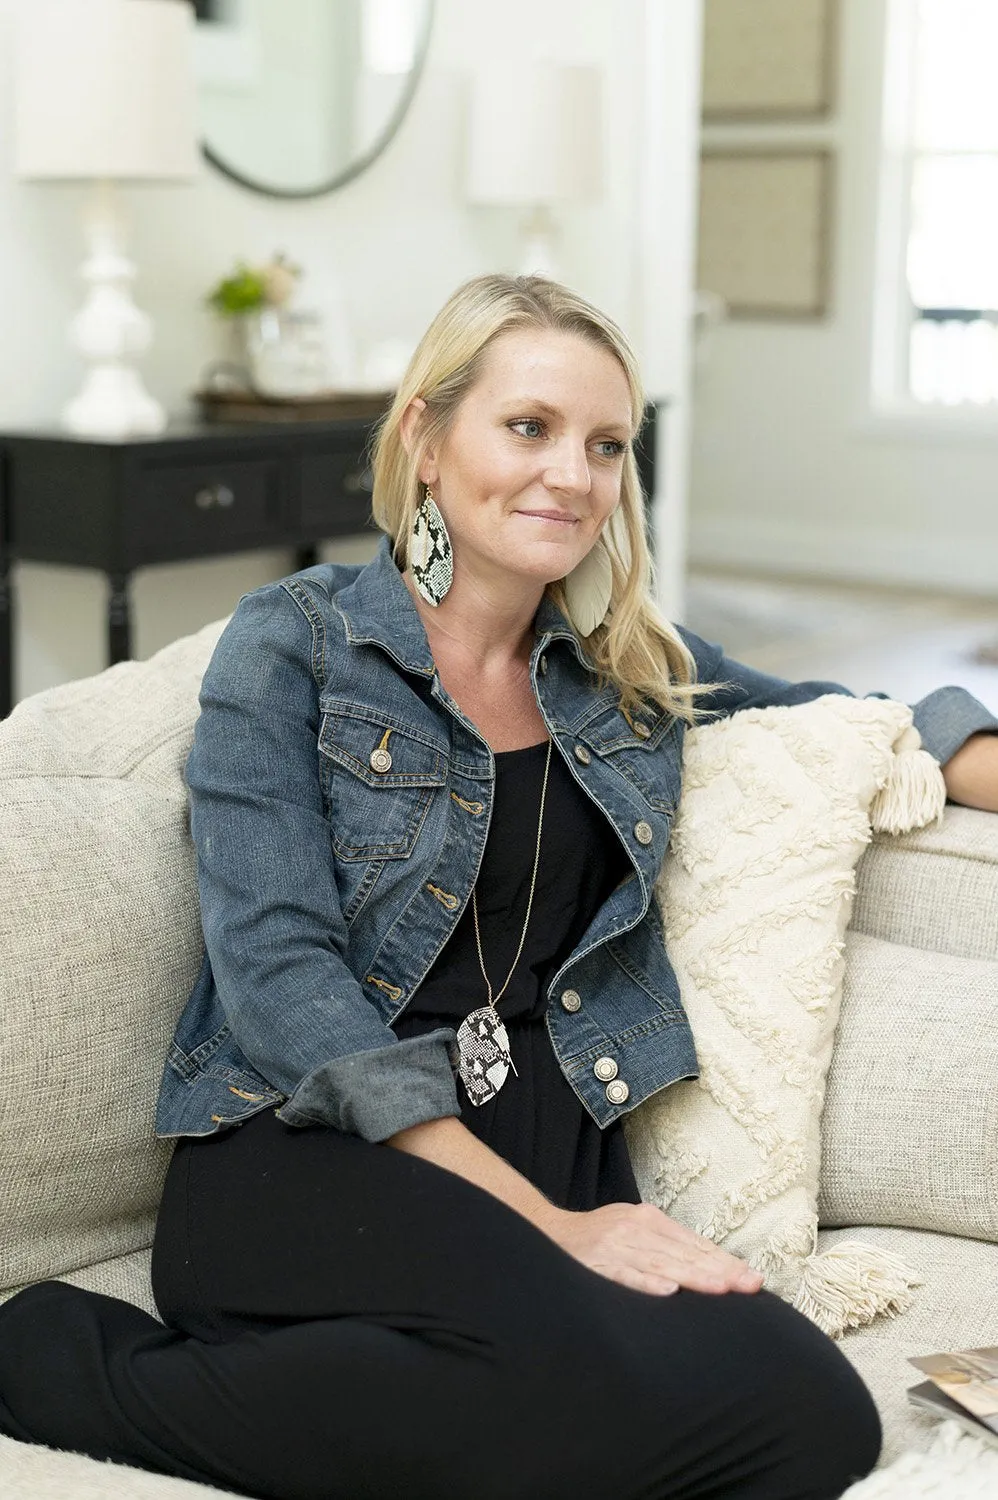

{"left": 2, "top": 274, "right": 997, "bottom": 1500}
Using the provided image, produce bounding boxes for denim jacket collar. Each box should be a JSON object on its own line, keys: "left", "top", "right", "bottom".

{"left": 332, "top": 533, "right": 588, "bottom": 676}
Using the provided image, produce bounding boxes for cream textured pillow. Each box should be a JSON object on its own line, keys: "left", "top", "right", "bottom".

{"left": 624, "top": 694, "right": 947, "bottom": 1338}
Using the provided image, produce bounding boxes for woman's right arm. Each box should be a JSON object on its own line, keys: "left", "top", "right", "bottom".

{"left": 186, "top": 582, "right": 462, "bottom": 1144}
{"left": 387, "top": 1117, "right": 764, "bottom": 1298}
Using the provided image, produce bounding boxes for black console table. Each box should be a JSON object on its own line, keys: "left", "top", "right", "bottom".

{"left": 0, "top": 405, "right": 658, "bottom": 717}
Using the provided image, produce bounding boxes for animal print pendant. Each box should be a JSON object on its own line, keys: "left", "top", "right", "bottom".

{"left": 455, "top": 1006, "right": 518, "bottom": 1107}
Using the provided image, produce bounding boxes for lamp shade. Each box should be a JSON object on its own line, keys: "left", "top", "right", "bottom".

{"left": 15, "top": 0, "right": 199, "bottom": 181}
{"left": 464, "top": 62, "right": 603, "bottom": 207}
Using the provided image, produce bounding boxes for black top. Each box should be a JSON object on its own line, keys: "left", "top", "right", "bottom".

{"left": 391, "top": 739, "right": 643, "bottom": 1212}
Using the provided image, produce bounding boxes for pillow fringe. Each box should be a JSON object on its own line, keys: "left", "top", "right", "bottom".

{"left": 791, "top": 1239, "right": 924, "bottom": 1339}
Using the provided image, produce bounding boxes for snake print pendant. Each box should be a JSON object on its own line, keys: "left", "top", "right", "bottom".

{"left": 455, "top": 1006, "right": 518, "bottom": 1107}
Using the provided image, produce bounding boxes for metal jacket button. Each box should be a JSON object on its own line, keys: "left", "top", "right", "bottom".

{"left": 369, "top": 748, "right": 393, "bottom": 773}
{"left": 560, "top": 988, "right": 582, "bottom": 1012}
{"left": 633, "top": 820, "right": 653, "bottom": 845}
{"left": 633, "top": 721, "right": 651, "bottom": 739}
{"left": 605, "top": 1079, "right": 630, "bottom": 1105}
{"left": 539, "top": 656, "right": 548, "bottom": 675}
{"left": 573, "top": 744, "right": 591, "bottom": 765}
{"left": 593, "top": 1056, "right": 618, "bottom": 1082}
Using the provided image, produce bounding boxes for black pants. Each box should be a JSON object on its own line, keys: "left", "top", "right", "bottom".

{"left": 0, "top": 1108, "right": 880, "bottom": 1500}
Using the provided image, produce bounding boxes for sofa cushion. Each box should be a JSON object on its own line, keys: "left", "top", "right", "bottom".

{"left": 0, "top": 1245, "right": 159, "bottom": 1322}
{"left": 817, "top": 1225, "right": 998, "bottom": 1468}
{"left": 0, "top": 623, "right": 225, "bottom": 1293}
{"left": 819, "top": 930, "right": 998, "bottom": 1240}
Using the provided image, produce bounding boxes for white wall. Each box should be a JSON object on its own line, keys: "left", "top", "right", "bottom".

{"left": 1, "top": 0, "right": 702, "bottom": 702}
{"left": 688, "top": 0, "right": 998, "bottom": 598}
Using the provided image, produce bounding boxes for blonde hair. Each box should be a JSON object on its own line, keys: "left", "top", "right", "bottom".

{"left": 370, "top": 273, "right": 723, "bottom": 726}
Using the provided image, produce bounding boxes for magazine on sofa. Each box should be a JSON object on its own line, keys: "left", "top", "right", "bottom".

{"left": 907, "top": 1346, "right": 998, "bottom": 1451}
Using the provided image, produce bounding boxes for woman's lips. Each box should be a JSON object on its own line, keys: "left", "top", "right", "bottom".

{"left": 517, "top": 510, "right": 578, "bottom": 524}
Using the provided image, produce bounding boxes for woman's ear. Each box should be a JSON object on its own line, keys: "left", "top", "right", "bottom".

{"left": 399, "top": 396, "right": 426, "bottom": 454}
{"left": 399, "top": 397, "right": 440, "bottom": 486}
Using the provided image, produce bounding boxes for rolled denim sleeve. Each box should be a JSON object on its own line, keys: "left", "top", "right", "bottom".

{"left": 186, "top": 584, "right": 461, "bottom": 1142}
{"left": 675, "top": 624, "right": 998, "bottom": 767}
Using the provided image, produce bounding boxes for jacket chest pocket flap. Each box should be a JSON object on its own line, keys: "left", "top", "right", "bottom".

{"left": 578, "top": 703, "right": 682, "bottom": 815}
{"left": 318, "top": 705, "right": 448, "bottom": 861}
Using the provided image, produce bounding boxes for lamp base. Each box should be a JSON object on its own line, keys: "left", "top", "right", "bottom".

{"left": 517, "top": 204, "right": 561, "bottom": 280}
{"left": 63, "top": 180, "right": 167, "bottom": 440}
{"left": 63, "top": 365, "right": 166, "bottom": 440}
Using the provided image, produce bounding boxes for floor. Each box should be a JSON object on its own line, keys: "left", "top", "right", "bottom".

{"left": 681, "top": 568, "right": 998, "bottom": 717}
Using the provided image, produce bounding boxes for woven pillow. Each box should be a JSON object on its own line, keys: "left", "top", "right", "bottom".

{"left": 0, "top": 620, "right": 224, "bottom": 1293}
{"left": 623, "top": 694, "right": 947, "bottom": 1338}
{"left": 818, "top": 929, "right": 998, "bottom": 1241}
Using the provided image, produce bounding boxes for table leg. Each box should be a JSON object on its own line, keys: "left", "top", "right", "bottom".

{"left": 107, "top": 572, "right": 133, "bottom": 665}
{"left": 0, "top": 547, "right": 11, "bottom": 718}
{"left": 0, "top": 445, "right": 10, "bottom": 716}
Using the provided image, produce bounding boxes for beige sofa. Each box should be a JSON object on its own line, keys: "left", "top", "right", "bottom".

{"left": 1, "top": 622, "right": 997, "bottom": 1499}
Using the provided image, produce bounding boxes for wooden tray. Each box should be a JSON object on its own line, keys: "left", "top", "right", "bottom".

{"left": 195, "top": 389, "right": 393, "bottom": 425}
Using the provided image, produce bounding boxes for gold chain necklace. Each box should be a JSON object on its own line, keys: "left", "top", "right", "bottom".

{"left": 455, "top": 735, "right": 553, "bottom": 1106}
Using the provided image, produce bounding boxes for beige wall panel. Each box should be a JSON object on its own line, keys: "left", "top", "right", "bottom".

{"left": 702, "top": 0, "right": 836, "bottom": 118}
{"left": 697, "top": 152, "right": 832, "bottom": 317}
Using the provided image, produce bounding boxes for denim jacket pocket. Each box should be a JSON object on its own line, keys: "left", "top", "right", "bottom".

{"left": 576, "top": 703, "right": 682, "bottom": 815}
{"left": 318, "top": 701, "right": 448, "bottom": 861}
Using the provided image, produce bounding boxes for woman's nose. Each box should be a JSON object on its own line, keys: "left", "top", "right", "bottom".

{"left": 544, "top": 441, "right": 592, "bottom": 494}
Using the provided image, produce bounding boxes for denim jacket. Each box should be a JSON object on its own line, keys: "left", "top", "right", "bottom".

{"left": 154, "top": 533, "right": 998, "bottom": 1143}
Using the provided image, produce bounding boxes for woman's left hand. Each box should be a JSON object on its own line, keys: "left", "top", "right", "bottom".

{"left": 942, "top": 732, "right": 998, "bottom": 813}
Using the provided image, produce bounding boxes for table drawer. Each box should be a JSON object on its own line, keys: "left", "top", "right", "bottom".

{"left": 130, "top": 457, "right": 287, "bottom": 562}
{"left": 300, "top": 450, "right": 375, "bottom": 534}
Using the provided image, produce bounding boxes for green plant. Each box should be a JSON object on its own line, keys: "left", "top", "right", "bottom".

{"left": 206, "top": 253, "right": 301, "bottom": 316}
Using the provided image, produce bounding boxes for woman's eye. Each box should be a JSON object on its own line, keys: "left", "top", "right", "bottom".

{"left": 509, "top": 420, "right": 624, "bottom": 455}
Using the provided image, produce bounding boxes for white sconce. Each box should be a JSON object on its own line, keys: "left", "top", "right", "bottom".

{"left": 14, "top": 0, "right": 199, "bottom": 438}
{"left": 464, "top": 62, "right": 603, "bottom": 280}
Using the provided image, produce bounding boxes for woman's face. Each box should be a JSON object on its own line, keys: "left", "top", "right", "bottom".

{"left": 415, "top": 327, "right": 634, "bottom": 595}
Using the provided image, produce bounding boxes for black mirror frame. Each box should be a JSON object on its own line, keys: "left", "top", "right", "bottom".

{"left": 200, "top": 0, "right": 435, "bottom": 201}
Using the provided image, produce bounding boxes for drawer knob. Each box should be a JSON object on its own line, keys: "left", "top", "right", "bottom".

{"left": 194, "top": 483, "right": 236, "bottom": 510}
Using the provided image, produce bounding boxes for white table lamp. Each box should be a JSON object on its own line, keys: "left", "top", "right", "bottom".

{"left": 464, "top": 62, "right": 603, "bottom": 279}
{"left": 14, "top": 0, "right": 199, "bottom": 438}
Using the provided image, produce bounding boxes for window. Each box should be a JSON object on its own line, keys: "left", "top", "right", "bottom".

{"left": 904, "top": 0, "right": 998, "bottom": 404}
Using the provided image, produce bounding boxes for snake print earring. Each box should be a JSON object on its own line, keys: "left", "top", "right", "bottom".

{"left": 408, "top": 486, "right": 454, "bottom": 606}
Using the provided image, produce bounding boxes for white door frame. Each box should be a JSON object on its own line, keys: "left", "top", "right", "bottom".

{"left": 634, "top": 0, "right": 704, "bottom": 622}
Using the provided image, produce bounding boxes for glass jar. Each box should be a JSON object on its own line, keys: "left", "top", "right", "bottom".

{"left": 241, "top": 308, "right": 331, "bottom": 398}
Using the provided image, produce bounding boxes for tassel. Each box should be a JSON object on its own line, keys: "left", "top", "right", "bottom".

{"left": 869, "top": 725, "right": 947, "bottom": 836}
{"left": 791, "top": 1240, "right": 923, "bottom": 1339}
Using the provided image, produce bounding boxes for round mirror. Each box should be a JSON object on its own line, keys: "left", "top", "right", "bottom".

{"left": 193, "top": 0, "right": 434, "bottom": 199}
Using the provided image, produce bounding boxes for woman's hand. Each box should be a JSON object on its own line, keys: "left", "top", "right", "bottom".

{"left": 536, "top": 1201, "right": 765, "bottom": 1297}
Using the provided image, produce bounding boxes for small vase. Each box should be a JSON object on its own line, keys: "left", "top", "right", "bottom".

{"left": 240, "top": 308, "right": 331, "bottom": 398}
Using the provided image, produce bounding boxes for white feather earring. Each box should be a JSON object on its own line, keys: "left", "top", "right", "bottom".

{"left": 563, "top": 541, "right": 612, "bottom": 637}
{"left": 563, "top": 508, "right": 630, "bottom": 636}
